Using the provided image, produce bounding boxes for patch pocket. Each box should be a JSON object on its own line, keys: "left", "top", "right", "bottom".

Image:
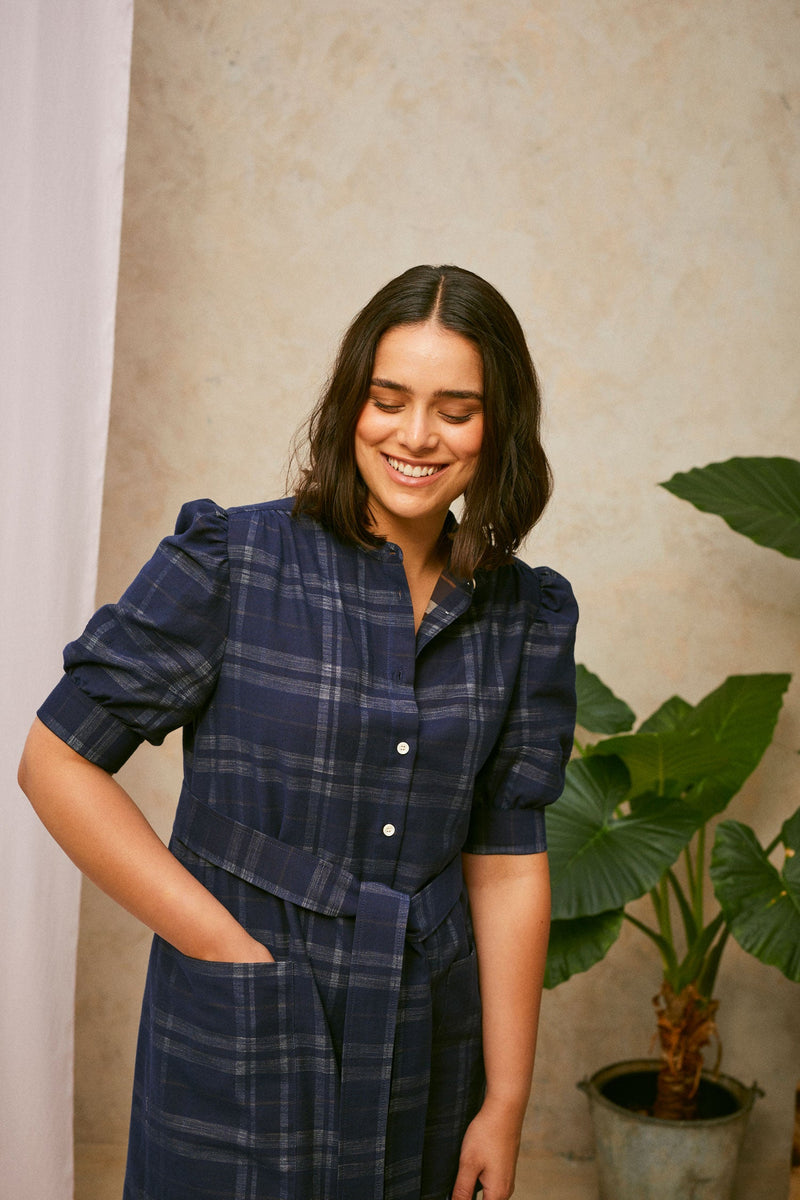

{"left": 140, "top": 938, "right": 296, "bottom": 1193}
{"left": 431, "top": 947, "right": 482, "bottom": 1042}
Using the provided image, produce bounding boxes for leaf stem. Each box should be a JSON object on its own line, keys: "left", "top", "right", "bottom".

{"left": 698, "top": 924, "right": 730, "bottom": 998}
{"left": 659, "top": 876, "right": 673, "bottom": 947}
{"left": 693, "top": 826, "right": 706, "bottom": 925}
{"left": 667, "top": 868, "right": 697, "bottom": 947}
{"left": 624, "top": 910, "right": 678, "bottom": 978}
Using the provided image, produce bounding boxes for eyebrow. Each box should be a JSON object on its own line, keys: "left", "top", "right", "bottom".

{"left": 370, "top": 377, "right": 483, "bottom": 402}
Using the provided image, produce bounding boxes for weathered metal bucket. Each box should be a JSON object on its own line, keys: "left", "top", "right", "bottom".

{"left": 579, "top": 1059, "right": 762, "bottom": 1200}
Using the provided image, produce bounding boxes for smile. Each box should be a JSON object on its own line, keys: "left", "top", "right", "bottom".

{"left": 385, "top": 455, "right": 445, "bottom": 479}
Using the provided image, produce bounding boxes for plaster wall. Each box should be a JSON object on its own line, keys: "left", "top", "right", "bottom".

{"left": 75, "top": 2, "right": 800, "bottom": 1196}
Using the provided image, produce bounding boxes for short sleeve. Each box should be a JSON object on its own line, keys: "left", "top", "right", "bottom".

{"left": 464, "top": 567, "right": 578, "bottom": 855}
{"left": 36, "top": 499, "right": 230, "bottom": 774}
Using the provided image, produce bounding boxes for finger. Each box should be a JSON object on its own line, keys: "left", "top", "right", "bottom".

{"left": 451, "top": 1161, "right": 481, "bottom": 1200}
{"left": 478, "top": 1175, "right": 514, "bottom": 1200}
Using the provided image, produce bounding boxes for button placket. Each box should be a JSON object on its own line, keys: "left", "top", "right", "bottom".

{"left": 376, "top": 556, "right": 417, "bottom": 861}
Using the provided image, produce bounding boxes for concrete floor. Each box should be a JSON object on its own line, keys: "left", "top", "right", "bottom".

{"left": 75, "top": 1143, "right": 799, "bottom": 1199}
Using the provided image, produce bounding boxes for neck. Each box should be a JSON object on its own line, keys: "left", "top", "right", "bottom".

{"left": 400, "top": 537, "right": 448, "bottom": 582}
{"left": 377, "top": 519, "right": 449, "bottom": 634}
{"left": 372, "top": 512, "right": 449, "bottom": 577}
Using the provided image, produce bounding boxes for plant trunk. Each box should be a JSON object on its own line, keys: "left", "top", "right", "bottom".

{"left": 652, "top": 982, "right": 719, "bottom": 1120}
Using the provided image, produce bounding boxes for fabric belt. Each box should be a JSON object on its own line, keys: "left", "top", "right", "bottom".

{"left": 172, "top": 789, "right": 464, "bottom": 1200}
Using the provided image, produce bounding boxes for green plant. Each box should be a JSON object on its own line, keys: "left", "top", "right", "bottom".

{"left": 660, "top": 455, "right": 800, "bottom": 560}
{"left": 545, "top": 456, "right": 800, "bottom": 1120}
{"left": 545, "top": 667, "right": 797, "bottom": 1118}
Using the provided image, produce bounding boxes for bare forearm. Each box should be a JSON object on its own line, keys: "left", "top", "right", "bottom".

{"left": 464, "top": 850, "right": 550, "bottom": 1117}
{"left": 18, "top": 718, "right": 271, "bottom": 963}
{"left": 453, "top": 851, "right": 550, "bottom": 1200}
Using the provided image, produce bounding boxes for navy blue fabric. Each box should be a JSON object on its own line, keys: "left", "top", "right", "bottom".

{"left": 37, "top": 498, "right": 577, "bottom": 1200}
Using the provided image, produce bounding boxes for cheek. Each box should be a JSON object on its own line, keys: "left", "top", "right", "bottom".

{"left": 461, "top": 422, "right": 484, "bottom": 465}
{"left": 354, "top": 406, "right": 381, "bottom": 448}
{"left": 456, "top": 425, "right": 484, "bottom": 489}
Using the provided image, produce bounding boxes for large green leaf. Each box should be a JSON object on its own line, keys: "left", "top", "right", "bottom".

{"left": 660, "top": 456, "right": 800, "bottom": 559}
{"left": 545, "top": 909, "right": 624, "bottom": 988}
{"left": 637, "top": 694, "right": 693, "bottom": 735}
{"left": 683, "top": 674, "right": 791, "bottom": 799}
{"left": 591, "top": 674, "right": 791, "bottom": 819}
{"left": 710, "top": 818, "right": 800, "bottom": 982}
{"left": 547, "top": 756, "right": 702, "bottom": 919}
{"left": 575, "top": 664, "right": 635, "bottom": 734}
{"left": 781, "top": 807, "right": 800, "bottom": 858}
{"left": 590, "top": 727, "right": 730, "bottom": 799}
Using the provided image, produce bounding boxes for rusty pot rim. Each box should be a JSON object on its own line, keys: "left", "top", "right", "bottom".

{"left": 577, "top": 1058, "right": 763, "bottom": 1129}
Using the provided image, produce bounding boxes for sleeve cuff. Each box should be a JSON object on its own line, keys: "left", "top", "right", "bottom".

{"left": 37, "top": 675, "right": 144, "bottom": 774}
{"left": 463, "top": 806, "right": 547, "bottom": 855}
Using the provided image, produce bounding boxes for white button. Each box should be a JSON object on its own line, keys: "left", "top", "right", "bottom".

{"left": 382, "top": 823, "right": 396, "bottom": 837}
{"left": 396, "top": 741, "right": 410, "bottom": 755}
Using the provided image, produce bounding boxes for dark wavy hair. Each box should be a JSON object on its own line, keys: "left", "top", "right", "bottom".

{"left": 292, "top": 264, "right": 552, "bottom": 577}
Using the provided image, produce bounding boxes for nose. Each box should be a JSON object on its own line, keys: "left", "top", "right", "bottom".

{"left": 397, "top": 403, "right": 438, "bottom": 453}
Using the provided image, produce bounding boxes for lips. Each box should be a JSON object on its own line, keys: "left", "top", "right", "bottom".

{"left": 385, "top": 454, "right": 446, "bottom": 479}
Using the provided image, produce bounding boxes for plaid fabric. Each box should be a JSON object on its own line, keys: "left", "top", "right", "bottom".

{"left": 38, "top": 498, "right": 577, "bottom": 1200}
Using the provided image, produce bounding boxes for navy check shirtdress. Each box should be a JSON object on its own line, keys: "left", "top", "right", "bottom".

{"left": 37, "top": 498, "right": 577, "bottom": 1200}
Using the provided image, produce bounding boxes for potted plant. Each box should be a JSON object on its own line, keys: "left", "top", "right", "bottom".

{"left": 544, "top": 456, "right": 800, "bottom": 1199}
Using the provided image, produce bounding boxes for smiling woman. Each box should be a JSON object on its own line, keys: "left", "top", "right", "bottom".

{"left": 19, "top": 264, "right": 577, "bottom": 1200}
{"left": 293, "top": 264, "right": 553, "bottom": 581}
{"left": 354, "top": 321, "right": 485, "bottom": 591}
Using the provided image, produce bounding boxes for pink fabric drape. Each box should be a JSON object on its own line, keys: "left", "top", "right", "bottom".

{"left": 0, "top": 2, "right": 133, "bottom": 1195}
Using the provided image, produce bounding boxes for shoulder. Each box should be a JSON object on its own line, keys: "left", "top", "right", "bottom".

{"left": 192, "top": 497, "right": 344, "bottom": 574}
{"left": 224, "top": 496, "right": 295, "bottom": 520}
{"left": 177, "top": 497, "right": 313, "bottom": 542}
{"left": 476, "top": 558, "right": 578, "bottom": 626}
{"left": 164, "top": 498, "right": 306, "bottom": 564}
{"left": 222, "top": 496, "right": 294, "bottom": 531}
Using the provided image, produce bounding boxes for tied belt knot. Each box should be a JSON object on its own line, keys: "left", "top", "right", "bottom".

{"left": 173, "top": 789, "right": 465, "bottom": 1200}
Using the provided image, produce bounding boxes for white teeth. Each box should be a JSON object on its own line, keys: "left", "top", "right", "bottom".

{"left": 387, "top": 456, "right": 441, "bottom": 478}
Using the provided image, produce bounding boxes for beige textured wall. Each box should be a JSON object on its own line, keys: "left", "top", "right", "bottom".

{"left": 76, "top": 2, "right": 800, "bottom": 1195}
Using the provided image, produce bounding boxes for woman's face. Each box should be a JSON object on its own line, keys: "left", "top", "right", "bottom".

{"left": 354, "top": 321, "right": 484, "bottom": 542}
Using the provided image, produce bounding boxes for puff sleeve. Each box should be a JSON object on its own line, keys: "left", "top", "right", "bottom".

{"left": 36, "top": 500, "right": 230, "bottom": 774}
{"left": 464, "top": 567, "right": 578, "bottom": 855}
